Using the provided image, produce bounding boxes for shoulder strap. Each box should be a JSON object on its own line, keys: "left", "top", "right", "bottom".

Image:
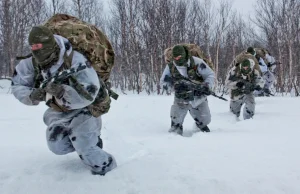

{"left": 31, "top": 58, "right": 44, "bottom": 88}
{"left": 189, "top": 56, "right": 197, "bottom": 71}
{"left": 16, "top": 53, "right": 32, "bottom": 60}
{"left": 167, "top": 61, "right": 175, "bottom": 76}
{"left": 62, "top": 50, "right": 74, "bottom": 69}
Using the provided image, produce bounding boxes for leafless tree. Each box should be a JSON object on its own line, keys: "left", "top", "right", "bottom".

{"left": 0, "top": 0, "right": 47, "bottom": 77}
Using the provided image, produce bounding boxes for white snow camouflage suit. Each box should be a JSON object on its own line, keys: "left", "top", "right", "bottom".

{"left": 225, "top": 59, "right": 264, "bottom": 120}
{"left": 160, "top": 56, "right": 215, "bottom": 133}
{"left": 11, "top": 35, "right": 117, "bottom": 175}
{"left": 254, "top": 53, "right": 276, "bottom": 96}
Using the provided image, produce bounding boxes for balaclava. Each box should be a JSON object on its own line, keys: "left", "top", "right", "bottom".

{"left": 172, "top": 45, "right": 187, "bottom": 66}
{"left": 28, "top": 26, "right": 59, "bottom": 69}
{"left": 240, "top": 59, "right": 252, "bottom": 75}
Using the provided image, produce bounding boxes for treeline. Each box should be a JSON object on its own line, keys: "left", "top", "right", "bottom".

{"left": 0, "top": 0, "right": 299, "bottom": 95}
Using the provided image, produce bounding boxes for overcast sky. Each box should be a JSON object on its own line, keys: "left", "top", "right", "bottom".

{"left": 102, "top": 0, "right": 257, "bottom": 18}
{"left": 232, "top": 0, "right": 257, "bottom": 17}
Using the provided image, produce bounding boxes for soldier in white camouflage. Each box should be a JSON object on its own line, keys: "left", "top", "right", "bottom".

{"left": 11, "top": 26, "right": 117, "bottom": 175}
{"left": 247, "top": 47, "right": 276, "bottom": 97}
{"left": 225, "top": 56, "right": 265, "bottom": 120}
{"left": 160, "top": 45, "right": 215, "bottom": 135}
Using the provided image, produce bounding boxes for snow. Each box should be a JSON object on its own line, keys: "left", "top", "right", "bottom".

{"left": 1, "top": 81, "right": 300, "bottom": 194}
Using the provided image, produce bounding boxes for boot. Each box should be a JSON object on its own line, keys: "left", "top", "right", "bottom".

{"left": 200, "top": 125, "right": 210, "bottom": 132}
{"left": 91, "top": 155, "right": 117, "bottom": 176}
{"left": 169, "top": 122, "right": 183, "bottom": 135}
{"left": 196, "top": 122, "right": 210, "bottom": 132}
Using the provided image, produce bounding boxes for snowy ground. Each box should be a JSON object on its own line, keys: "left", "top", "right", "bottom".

{"left": 1, "top": 80, "right": 300, "bottom": 194}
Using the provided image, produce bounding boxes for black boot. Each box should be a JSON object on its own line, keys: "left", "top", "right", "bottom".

{"left": 196, "top": 122, "right": 210, "bottom": 132}
{"left": 96, "top": 136, "right": 103, "bottom": 149}
{"left": 200, "top": 126, "right": 210, "bottom": 132}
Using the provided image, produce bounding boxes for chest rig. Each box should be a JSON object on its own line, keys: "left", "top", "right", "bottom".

{"left": 32, "top": 43, "right": 75, "bottom": 112}
{"left": 168, "top": 57, "right": 204, "bottom": 83}
{"left": 231, "top": 66, "right": 256, "bottom": 98}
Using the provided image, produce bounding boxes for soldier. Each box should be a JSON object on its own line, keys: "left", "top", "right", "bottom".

{"left": 11, "top": 26, "right": 117, "bottom": 175}
{"left": 247, "top": 47, "right": 276, "bottom": 96}
{"left": 225, "top": 57, "right": 264, "bottom": 120}
{"left": 160, "top": 45, "right": 215, "bottom": 135}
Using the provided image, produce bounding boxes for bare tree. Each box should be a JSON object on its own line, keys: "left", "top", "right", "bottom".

{"left": 213, "top": 0, "right": 233, "bottom": 83}
{"left": 48, "top": 0, "right": 70, "bottom": 15}
{"left": 70, "top": 0, "right": 104, "bottom": 24}
{"left": 0, "top": 0, "right": 47, "bottom": 77}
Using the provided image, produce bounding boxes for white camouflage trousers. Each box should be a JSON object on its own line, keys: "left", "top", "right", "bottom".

{"left": 44, "top": 108, "right": 117, "bottom": 175}
{"left": 254, "top": 71, "right": 275, "bottom": 96}
{"left": 230, "top": 93, "right": 255, "bottom": 120}
{"left": 170, "top": 97, "right": 211, "bottom": 130}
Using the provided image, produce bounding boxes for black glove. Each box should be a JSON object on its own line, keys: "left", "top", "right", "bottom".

{"left": 263, "top": 88, "right": 271, "bottom": 94}
{"left": 201, "top": 83, "right": 211, "bottom": 95}
{"left": 174, "top": 81, "right": 191, "bottom": 92}
{"left": 254, "top": 85, "right": 262, "bottom": 91}
{"left": 45, "top": 83, "right": 65, "bottom": 99}
{"left": 244, "top": 82, "right": 255, "bottom": 94}
{"left": 236, "top": 82, "right": 244, "bottom": 88}
{"left": 30, "top": 88, "right": 46, "bottom": 102}
{"left": 267, "top": 63, "right": 273, "bottom": 68}
{"left": 164, "top": 75, "right": 173, "bottom": 85}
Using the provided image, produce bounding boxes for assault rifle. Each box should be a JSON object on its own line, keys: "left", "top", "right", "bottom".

{"left": 164, "top": 75, "right": 228, "bottom": 101}
{"left": 104, "top": 81, "right": 119, "bottom": 100}
{"left": 40, "top": 64, "right": 87, "bottom": 88}
{"left": 40, "top": 64, "right": 94, "bottom": 101}
{"left": 40, "top": 64, "right": 119, "bottom": 100}
{"left": 228, "top": 75, "right": 274, "bottom": 96}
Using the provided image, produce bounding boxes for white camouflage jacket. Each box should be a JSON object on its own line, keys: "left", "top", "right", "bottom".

{"left": 160, "top": 56, "right": 215, "bottom": 107}
{"left": 225, "top": 60, "right": 264, "bottom": 100}
{"left": 11, "top": 35, "right": 100, "bottom": 110}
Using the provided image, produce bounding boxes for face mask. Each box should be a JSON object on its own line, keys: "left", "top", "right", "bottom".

{"left": 173, "top": 54, "right": 187, "bottom": 66}
{"left": 28, "top": 26, "right": 59, "bottom": 68}
{"left": 240, "top": 60, "right": 252, "bottom": 75}
{"left": 172, "top": 45, "right": 187, "bottom": 66}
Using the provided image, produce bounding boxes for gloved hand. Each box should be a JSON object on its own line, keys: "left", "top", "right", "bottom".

{"left": 163, "top": 85, "right": 168, "bottom": 90}
{"left": 244, "top": 82, "right": 255, "bottom": 94}
{"left": 254, "top": 85, "right": 262, "bottom": 91}
{"left": 174, "top": 80, "right": 191, "bottom": 92}
{"left": 263, "top": 87, "right": 271, "bottom": 94}
{"left": 236, "top": 82, "right": 244, "bottom": 88}
{"left": 267, "top": 63, "right": 273, "bottom": 68}
{"left": 45, "top": 83, "right": 65, "bottom": 99}
{"left": 201, "top": 83, "right": 211, "bottom": 95}
{"left": 30, "top": 88, "right": 46, "bottom": 102}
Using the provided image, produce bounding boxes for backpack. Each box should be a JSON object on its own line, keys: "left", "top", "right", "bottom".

{"left": 228, "top": 51, "right": 262, "bottom": 76}
{"left": 43, "top": 14, "right": 116, "bottom": 117}
{"left": 164, "top": 43, "right": 214, "bottom": 70}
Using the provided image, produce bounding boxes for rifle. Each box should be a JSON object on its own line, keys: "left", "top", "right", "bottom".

{"left": 261, "top": 88, "right": 274, "bottom": 96}
{"left": 164, "top": 75, "right": 228, "bottom": 101}
{"left": 40, "top": 63, "right": 87, "bottom": 88}
{"left": 104, "top": 81, "right": 119, "bottom": 100}
{"left": 40, "top": 64, "right": 93, "bottom": 101}
{"left": 229, "top": 75, "right": 274, "bottom": 96}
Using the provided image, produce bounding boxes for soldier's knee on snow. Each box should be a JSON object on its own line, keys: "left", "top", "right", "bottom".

{"left": 48, "top": 143, "right": 74, "bottom": 155}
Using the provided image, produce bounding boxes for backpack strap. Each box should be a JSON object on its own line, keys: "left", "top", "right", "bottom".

{"left": 189, "top": 56, "right": 197, "bottom": 71}
{"left": 32, "top": 58, "right": 44, "bottom": 88}
{"left": 167, "top": 61, "right": 175, "bottom": 77}
{"left": 16, "top": 53, "right": 32, "bottom": 60}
